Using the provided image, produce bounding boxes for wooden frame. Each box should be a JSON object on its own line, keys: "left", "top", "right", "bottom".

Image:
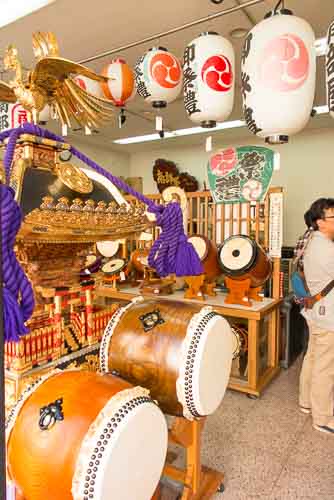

{"left": 126, "top": 187, "right": 283, "bottom": 300}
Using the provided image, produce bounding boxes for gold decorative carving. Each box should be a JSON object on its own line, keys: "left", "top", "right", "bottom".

{"left": 0, "top": 32, "right": 115, "bottom": 130}
{"left": 55, "top": 162, "right": 93, "bottom": 194}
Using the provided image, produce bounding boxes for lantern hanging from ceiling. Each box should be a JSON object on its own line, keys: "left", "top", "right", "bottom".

{"left": 73, "top": 75, "right": 105, "bottom": 99}
{"left": 183, "top": 32, "right": 235, "bottom": 128}
{"left": 326, "top": 19, "right": 334, "bottom": 117}
{"left": 134, "top": 47, "right": 182, "bottom": 108}
{"left": 101, "top": 58, "right": 136, "bottom": 107}
{"left": 241, "top": 8, "right": 316, "bottom": 144}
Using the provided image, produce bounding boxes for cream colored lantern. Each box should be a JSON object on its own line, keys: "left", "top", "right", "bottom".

{"left": 241, "top": 9, "right": 316, "bottom": 144}
{"left": 326, "top": 19, "right": 334, "bottom": 117}
{"left": 134, "top": 47, "right": 182, "bottom": 108}
{"left": 183, "top": 32, "right": 235, "bottom": 128}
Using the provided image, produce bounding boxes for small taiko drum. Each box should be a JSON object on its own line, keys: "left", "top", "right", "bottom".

{"left": 6, "top": 370, "right": 167, "bottom": 500}
{"left": 96, "top": 240, "right": 120, "bottom": 258}
{"left": 100, "top": 297, "right": 234, "bottom": 420}
{"left": 231, "top": 324, "right": 248, "bottom": 359}
{"left": 130, "top": 248, "right": 150, "bottom": 275}
{"left": 218, "top": 235, "right": 272, "bottom": 288}
{"left": 101, "top": 258, "right": 126, "bottom": 276}
{"left": 188, "top": 235, "right": 221, "bottom": 282}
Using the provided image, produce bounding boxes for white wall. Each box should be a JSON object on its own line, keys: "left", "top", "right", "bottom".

{"left": 128, "top": 127, "right": 334, "bottom": 246}
{"left": 70, "top": 136, "right": 130, "bottom": 178}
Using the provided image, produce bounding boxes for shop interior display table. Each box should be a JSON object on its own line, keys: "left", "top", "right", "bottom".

{"left": 97, "top": 286, "right": 281, "bottom": 398}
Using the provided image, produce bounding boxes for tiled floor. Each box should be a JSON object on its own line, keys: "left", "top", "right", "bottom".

{"left": 161, "top": 357, "right": 334, "bottom": 499}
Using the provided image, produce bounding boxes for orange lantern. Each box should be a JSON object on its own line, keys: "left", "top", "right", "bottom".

{"left": 101, "top": 58, "right": 136, "bottom": 107}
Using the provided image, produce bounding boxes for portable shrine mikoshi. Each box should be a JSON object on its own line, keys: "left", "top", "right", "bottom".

{"left": 100, "top": 297, "right": 234, "bottom": 420}
{"left": 218, "top": 234, "right": 272, "bottom": 306}
{"left": 6, "top": 370, "right": 168, "bottom": 500}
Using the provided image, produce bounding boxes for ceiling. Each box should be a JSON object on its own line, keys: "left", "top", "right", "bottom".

{"left": 0, "top": 0, "right": 333, "bottom": 152}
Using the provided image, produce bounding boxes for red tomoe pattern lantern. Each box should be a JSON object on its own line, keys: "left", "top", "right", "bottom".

{"left": 134, "top": 47, "right": 182, "bottom": 108}
{"left": 241, "top": 8, "right": 316, "bottom": 144}
{"left": 101, "top": 58, "right": 136, "bottom": 107}
{"left": 183, "top": 32, "right": 235, "bottom": 128}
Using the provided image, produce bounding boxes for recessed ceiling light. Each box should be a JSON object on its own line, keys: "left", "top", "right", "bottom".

{"left": 230, "top": 27, "right": 249, "bottom": 39}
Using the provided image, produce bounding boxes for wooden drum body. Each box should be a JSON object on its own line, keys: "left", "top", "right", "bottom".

{"left": 100, "top": 297, "right": 234, "bottom": 420}
{"left": 188, "top": 235, "right": 221, "bottom": 283}
{"left": 6, "top": 370, "right": 167, "bottom": 500}
{"left": 130, "top": 248, "right": 150, "bottom": 275}
{"left": 218, "top": 235, "right": 272, "bottom": 288}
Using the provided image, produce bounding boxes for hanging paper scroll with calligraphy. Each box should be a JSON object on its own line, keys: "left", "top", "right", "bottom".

{"left": 207, "top": 146, "right": 275, "bottom": 204}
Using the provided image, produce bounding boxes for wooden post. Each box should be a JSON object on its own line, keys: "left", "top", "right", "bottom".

{"left": 163, "top": 417, "right": 224, "bottom": 500}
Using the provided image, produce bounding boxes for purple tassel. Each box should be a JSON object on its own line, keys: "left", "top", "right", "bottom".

{"left": 175, "top": 235, "right": 204, "bottom": 277}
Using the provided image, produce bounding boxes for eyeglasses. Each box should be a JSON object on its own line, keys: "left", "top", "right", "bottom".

{"left": 323, "top": 216, "right": 334, "bottom": 219}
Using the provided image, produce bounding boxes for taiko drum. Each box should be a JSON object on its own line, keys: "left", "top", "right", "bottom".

{"left": 6, "top": 370, "right": 167, "bottom": 500}
{"left": 100, "top": 297, "right": 234, "bottom": 420}
{"left": 218, "top": 235, "right": 272, "bottom": 288}
{"left": 188, "top": 235, "right": 222, "bottom": 282}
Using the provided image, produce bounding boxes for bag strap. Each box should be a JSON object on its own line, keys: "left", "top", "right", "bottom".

{"left": 303, "top": 278, "right": 334, "bottom": 309}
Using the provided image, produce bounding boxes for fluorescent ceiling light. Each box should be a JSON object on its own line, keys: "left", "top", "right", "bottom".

{"left": 114, "top": 38, "right": 330, "bottom": 146}
{"left": 314, "top": 104, "right": 329, "bottom": 114}
{"left": 113, "top": 120, "right": 245, "bottom": 145}
{"left": 0, "top": 0, "right": 55, "bottom": 29}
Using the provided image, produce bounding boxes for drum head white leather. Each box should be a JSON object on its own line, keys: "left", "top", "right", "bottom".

{"left": 102, "top": 258, "right": 125, "bottom": 275}
{"left": 220, "top": 236, "right": 254, "bottom": 271}
{"left": 98, "top": 402, "right": 167, "bottom": 500}
{"left": 195, "top": 315, "right": 233, "bottom": 415}
{"left": 97, "top": 240, "right": 120, "bottom": 258}
{"left": 188, "top": 236, "right": 207, "bottom": 260}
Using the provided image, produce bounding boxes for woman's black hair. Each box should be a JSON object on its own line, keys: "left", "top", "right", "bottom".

{"left": 305, "top": 198, "right": 334, "bottom": 230}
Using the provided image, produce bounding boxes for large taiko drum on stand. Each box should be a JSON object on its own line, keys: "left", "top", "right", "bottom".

{"left": 6, "top": 370, "right": 167, "bottom": 500}
{"left": 188, "top": 235, "right": 221, "bottom": 283}
{"left": 100, "top": 297, "right": 234, "bottom": 420}
{"left": 218, "top": 235, "right": 272, "bottom": 288}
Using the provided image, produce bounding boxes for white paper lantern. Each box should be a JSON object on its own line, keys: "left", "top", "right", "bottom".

{"left": 73, "top": 75, "right": 105, "bottom": 98}
{"left": 241, "top": 9, "right": 316, "bottom": 144}
{"left": 326, "top": 19, "right": 334, "bottom": 117}
{"left": 183, "top": 32, "right": 235, "bottom": 128}
{"left": 134, "top": 47, "right": 182, "bottom": 108}
{"left": 101, "top": 58, "right": 136, "bottom": 107}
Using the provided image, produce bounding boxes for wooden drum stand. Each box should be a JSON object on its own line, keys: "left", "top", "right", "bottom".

{"left": 160, "top": 417, "right": 224, "bottom": 499}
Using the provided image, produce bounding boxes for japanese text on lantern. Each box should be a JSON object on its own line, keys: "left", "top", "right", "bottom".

{"left": 327, "top": 23, "right": 334, "bottom": 112}
{"left": 183, "top": 44, "right": 201, "bottom": 115}
{"left": 135, "top": 55, "right": 151, "bottom": 99}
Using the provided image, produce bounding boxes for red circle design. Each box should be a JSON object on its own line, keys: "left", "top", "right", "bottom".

{"left": 150, "top": 53, "right": 182, "bottom": 88}
{"left": 210, "top": 147, "right": 237, "bottom": 176}
{"left": 260, "top": 33, "right": 309, "bottom": 92}
{"left": 201, "top": 55, "right": 233, "bottom": 92}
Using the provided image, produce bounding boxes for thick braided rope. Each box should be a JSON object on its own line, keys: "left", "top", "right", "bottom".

{"left": 0, "top": 124, "right": 203, "bottom": 341}
{"left": 1, "top": 185, "right": 34, "bottom": 340}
